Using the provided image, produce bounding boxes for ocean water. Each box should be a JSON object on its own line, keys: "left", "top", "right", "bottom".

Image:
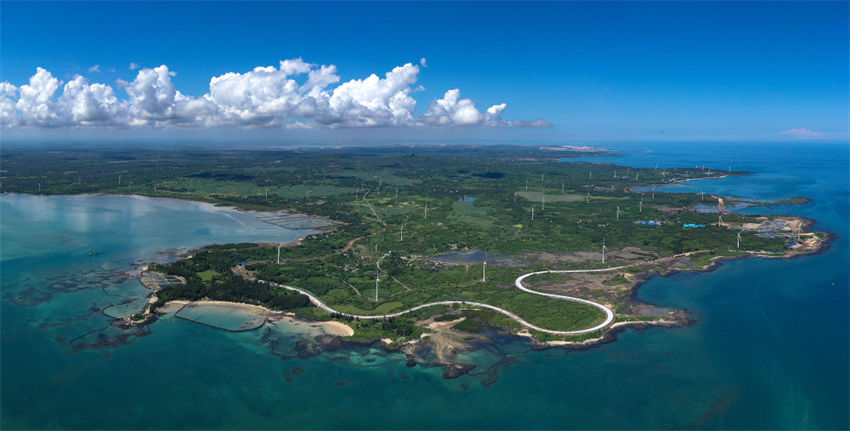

{"left": 1, "top": 143, "right": 848, "bottom": 429}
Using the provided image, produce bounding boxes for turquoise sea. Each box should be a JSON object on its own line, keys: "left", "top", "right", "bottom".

{"left": 1, "top": 142, "right": 848, "bottom": 429}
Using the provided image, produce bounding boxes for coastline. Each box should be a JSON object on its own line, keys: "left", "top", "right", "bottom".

{"left": 91, "top": 163, "right": 833, "bottom": 362}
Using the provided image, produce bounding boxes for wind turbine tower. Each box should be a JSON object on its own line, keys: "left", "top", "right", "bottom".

{"left": 400, "top": 224, "right": 404, "bottom": 241}
{"left": 531, "top": 205, "right": 535, "bottom": 221}
{"left": 277, "top": 240, "right": 283, "bottom": 264}
{"left": 482, "top": 254, "right": 487, "bottom": 282}
{"left": 616, "top": 206, "right": 621, "bottom": 220}
{"left": 542, "top": 195, "right": 545, "bottom": 210}
{"left": 737, "top": 231, "right": 742, "bottom": 249}
{"left": 375, "top": 272, "right": 380, "bottom": 301}
{"left": 602, "top": 239, "right": 608, "bottom": 264}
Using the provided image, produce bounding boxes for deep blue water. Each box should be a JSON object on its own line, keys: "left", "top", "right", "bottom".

{"left": 1, "top": 143, "right": 848, "bottom": 429}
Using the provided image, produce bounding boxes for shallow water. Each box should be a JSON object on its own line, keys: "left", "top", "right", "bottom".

{"left": 176, "top": 303, "right": 267, "bottom": 331}
{"left": 1, "top": 143, "right": 848, "bottom": 429}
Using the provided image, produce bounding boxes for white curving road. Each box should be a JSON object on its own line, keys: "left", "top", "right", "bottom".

{"left": 256, "top": 251, "right": 707, "bottom": 336}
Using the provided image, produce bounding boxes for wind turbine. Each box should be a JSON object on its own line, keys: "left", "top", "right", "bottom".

{"left": 424, "top": 201, "right": 428, "bottom": 219}
{"left": 542, "top": 195, "right": 545, "bottom": 211}
{"left": 375, "top": 271, "right": 380, "bottom": 301}
{"left": 616, "top": 206, "right": 621, "bottom": 220}
{"left": 700, "top": 190, "right": 705, "bottom": 201}
{"left": 531, "top": 205, "right": 535, "bottom": 221}
{"left": 400, "top": 224, "right": 404, "bottom": 241}
{"left": 482, "top": 253, "right": 487, "bottom": 282}
{"left": 602, "top": 239, "right": 608, "bottom": 264}
{"left": 736, "top": 230, "right": 742, "bottom": 249}
{"left": 277, "top": 239, "right": 283, "bottom": 264}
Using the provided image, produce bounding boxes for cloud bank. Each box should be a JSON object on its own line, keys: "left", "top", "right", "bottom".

{"left": 1, "top": 59, "right": 550, "bottom": 130}
{"left": 779, "top": 128, "right": 824, "bottom": 138}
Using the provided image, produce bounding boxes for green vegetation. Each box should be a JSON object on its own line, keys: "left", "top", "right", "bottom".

{"left": 1, "top": 144, "right": 811, "bottom": 343}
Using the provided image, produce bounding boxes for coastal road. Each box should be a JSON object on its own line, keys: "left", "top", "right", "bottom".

{"left": 255, "top": 251, "right": 708, "bottom": 336}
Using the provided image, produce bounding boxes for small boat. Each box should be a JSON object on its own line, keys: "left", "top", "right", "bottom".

{"left": 89, "top": 250, "right": 104, "bottom": 256}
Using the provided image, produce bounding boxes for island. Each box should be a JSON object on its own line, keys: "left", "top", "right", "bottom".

{"left": 0, "top": 145, "right": 827, "bottom": 377}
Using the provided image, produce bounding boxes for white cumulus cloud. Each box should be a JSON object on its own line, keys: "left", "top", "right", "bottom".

{"left": 0, "top": 59, "right": 547, "bottom": 130}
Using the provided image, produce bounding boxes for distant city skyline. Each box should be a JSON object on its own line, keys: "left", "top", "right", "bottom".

{"left": 1, "top": 1, "right": 847, "bottom": 143}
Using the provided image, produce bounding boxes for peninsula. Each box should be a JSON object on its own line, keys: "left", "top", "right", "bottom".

{"left": 0, "top": 145, "right": 827, "bottom": 374}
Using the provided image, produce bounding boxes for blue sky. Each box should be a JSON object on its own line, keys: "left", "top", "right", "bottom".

{"left": 1, "top": 1, "right": 847, "bottom": 143}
